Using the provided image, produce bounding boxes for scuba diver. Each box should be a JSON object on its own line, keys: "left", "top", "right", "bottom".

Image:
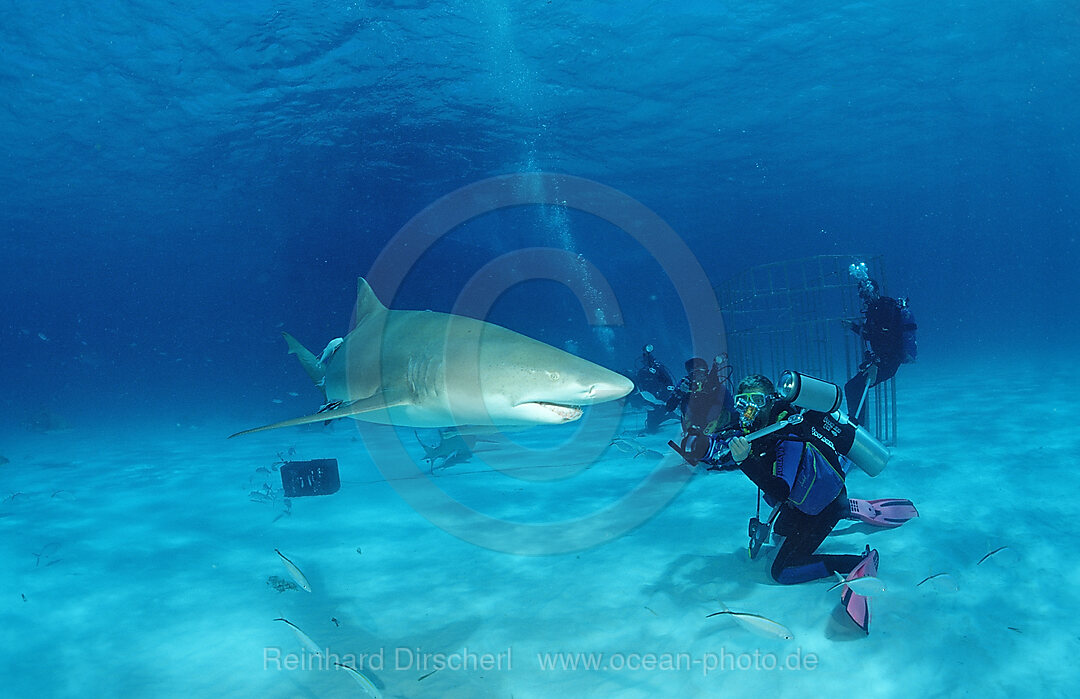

{"left": 670, "top": 373, "right": 916, "bottom": 634}
{"left": 843, "top": 261, "right": 918, "bottom": 425}
{"left": 634, "top": 344, "right": 678, "bottom": 433}
{"left": 665, "top": 355, "right": 735, "bottom": 435}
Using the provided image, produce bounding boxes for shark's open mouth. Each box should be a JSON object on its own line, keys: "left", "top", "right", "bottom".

{"left": 533, "top": 402, "right": 584, "bottom": 421}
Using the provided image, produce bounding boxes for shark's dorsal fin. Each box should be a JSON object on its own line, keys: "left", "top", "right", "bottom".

{"left": 355, "top": 277, "right": 388, "bottom": 328}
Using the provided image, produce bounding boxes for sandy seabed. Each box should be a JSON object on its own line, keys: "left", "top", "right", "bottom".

{"left": 2, "top": 357, "right": 1077, "bottom": 698}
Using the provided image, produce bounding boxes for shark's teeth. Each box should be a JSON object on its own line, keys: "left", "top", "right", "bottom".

{"left": 535, "top": 403, "right": 583, "bottom": 421}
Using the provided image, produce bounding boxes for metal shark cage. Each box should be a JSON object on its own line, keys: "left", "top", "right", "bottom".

{"left": 715, "top": 255, "right": 897, "bottom": 446}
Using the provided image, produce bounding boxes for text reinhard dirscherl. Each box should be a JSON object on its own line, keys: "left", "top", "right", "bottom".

{"left": 264, "top": 646, "right": 512, "bottom": 673}
{"left": 264, "top": 646, "right": 818, "bottom": 677}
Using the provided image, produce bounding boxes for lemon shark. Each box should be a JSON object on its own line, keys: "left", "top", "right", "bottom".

{"left": 230, "top": 278, "right": 634, "bottom": 438}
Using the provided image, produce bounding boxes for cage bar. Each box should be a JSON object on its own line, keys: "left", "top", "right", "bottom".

{"left": 715, "top": 255, "right": 897, "bottom": 445}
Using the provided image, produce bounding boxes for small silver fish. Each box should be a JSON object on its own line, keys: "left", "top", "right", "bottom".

{"left": 978, "top": 546, "right": 1009, "bottom": 566}
{"left": 917, "top": 572, "right": 958, "bottom": 592}
{"left": 828, "top": 572, "right": 887, "bottom": 595}
{"left": 274, "top": 617, "right": 322, "bottom": 656}
{"left": 334, "top": 662, "right": 383, "bottom": 698}
{"left": 706, "top": 606, "right": 794, "bottom": 640}
{"left": 917, "top": 572, "right": 950, "bottom": 587}
{"left": 275, "top": 549, "right": 312, "bottom": 592}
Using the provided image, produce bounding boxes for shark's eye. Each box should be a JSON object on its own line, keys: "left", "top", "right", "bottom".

{"left": 548, "top": 371, "right": 561, "bottom": 382}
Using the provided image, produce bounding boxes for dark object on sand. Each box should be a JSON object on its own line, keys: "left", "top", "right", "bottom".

{"left": 266, "top": 575, "right": 301, "bottom": 592}
{"left": 280, "top": 458, "right": 340, "bottom": 497}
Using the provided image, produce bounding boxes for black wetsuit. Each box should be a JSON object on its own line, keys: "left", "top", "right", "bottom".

{"left": 707, "top": 407, "right": 862, "bottom": 584}
{"left": 844, "top": 296, "right": 911, "bottom": 424}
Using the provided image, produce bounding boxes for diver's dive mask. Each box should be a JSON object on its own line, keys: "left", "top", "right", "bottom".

{"left": 735, "top": 392, "right": 769, "bottom": 430}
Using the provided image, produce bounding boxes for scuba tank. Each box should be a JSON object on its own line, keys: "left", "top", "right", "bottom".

{"left": 843, "top": 423, "right": 891, "bottom": 477}
{"left": 777, "top": 370, "right": 891, "bottom": 477}
{"left": 776, "top": 370, "right": 841, "bottom": 413}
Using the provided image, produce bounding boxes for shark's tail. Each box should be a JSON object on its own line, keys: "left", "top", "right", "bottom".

{"left": 282, "top": 332, "right": 325, "bottom": 390}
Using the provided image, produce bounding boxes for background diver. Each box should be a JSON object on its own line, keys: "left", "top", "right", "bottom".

{"left": 633, "top": 344, "right": 678, "bottom": 433}
{"left": 842, "top": 261, "right": 918, "bottom": 425}
{"left": 665, "top": 355, "right": 735, "bottom": 435}
{"left": 672, "top": 374, "right": 916, "bottom": 633}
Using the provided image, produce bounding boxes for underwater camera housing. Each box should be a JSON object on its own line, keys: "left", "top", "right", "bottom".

{"left": 777, "top": 370, "right": 890, "bottom": 477}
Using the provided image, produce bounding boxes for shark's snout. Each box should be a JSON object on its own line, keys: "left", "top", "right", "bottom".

{"left": 507, "top": 373, "right": 632, "bottom": 425}
{"left": 582, "top": 374, "right": 635, "bottom": 403}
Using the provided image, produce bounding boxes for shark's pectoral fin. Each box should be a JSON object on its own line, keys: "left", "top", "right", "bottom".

{"left": 229, "top": 391, "right": 411, "bottom": 439}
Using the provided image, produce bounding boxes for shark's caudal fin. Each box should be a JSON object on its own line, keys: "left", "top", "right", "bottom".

{"left": 282, "top": 332, "right": 323, "bottom": 387}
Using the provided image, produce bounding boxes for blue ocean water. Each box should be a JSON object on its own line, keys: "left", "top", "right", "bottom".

{"left": 3, "top": 0, "right": 1077, "bottom": 425}
{"left": 1, "top": 2, "right": 1078, "bottom": 696}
